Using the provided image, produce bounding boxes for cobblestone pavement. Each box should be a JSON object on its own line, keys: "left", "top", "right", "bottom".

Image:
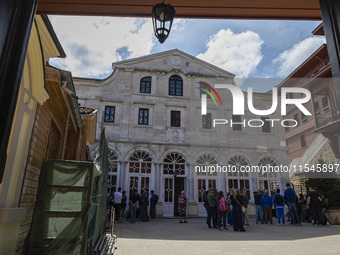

{"left": 113, "top": 217, "right": 340, "bottom": 255}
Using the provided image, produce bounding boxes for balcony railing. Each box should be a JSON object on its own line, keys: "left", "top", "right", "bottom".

{"left": 315, "top": 108, "right": 340, "bottom": 129}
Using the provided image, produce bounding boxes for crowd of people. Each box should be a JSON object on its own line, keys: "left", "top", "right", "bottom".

{"left": 204, "top": 187, "right": 248, "bottom": 231}
{"left": 202, "top": 183, "right": 330, "bottom": 231}
{"left": 107, "top": 187, "right": 158, "bottom": 223}
{"left": 107, "top": 183, "right": 330, "bottom": 228}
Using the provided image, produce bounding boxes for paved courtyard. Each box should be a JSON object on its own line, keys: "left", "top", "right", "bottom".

{"left": 113, "top": 217, "right": 340, "bottom": 255}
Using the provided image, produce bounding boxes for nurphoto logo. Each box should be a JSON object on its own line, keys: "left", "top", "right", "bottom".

{"left": 199, "top": 83, "right": 312, "bottom": 129}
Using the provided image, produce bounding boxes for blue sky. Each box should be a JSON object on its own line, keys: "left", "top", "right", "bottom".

{"left": 49, "top": 16, "right": 324, "bottom": 91}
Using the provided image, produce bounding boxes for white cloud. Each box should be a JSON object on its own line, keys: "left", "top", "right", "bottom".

{"left": 48, "top": 16, "right": 155, "bottom": 78}
{"left": 273, "top": 37, "right": 326, "bottom": 77}
{"left": 172, "top": 19, "right": 186, "bottom": 32}
{"left": 197, "top": 29, "right": 264, "bottom": 77}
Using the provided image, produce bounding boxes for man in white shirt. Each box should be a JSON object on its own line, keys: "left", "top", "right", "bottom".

{"left": 113, "top": 187, "right": 123, "bottom": 221}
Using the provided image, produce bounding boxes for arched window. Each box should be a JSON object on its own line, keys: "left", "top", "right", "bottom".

{"left": 228, "top": 156, "right": 249, "bottom": 177}
{"left": 169, "top": 75, "right": 183, "bottom": 96}
{"left": 128, "top": 151, "right": 153, "bottom": 194}
{"left": 258, "top": 157, "right": 279, "bottom": 197}
{"left": 129, "top": 151, "right": 152, "bottom": 174}
{"left": 107, "top": 150, "right": 118, "bottom": 194}
{"left": 227, "top": 155, "right": 250, "bottom": 198}
{"left": 258, "top": 157, "right": 278, "bottom": 178}
{"left": 163, "top": 153, "right": 186, "bottom": 175}
{"left": 140, "top": 76, "right": 151, "bottom": 93}
{"left": 196, "top": 154, "right": 218, "bottom": 176}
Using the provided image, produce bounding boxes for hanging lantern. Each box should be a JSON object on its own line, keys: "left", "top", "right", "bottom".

{"left": 151, "top": 1, "right": 176, "bottom": 44}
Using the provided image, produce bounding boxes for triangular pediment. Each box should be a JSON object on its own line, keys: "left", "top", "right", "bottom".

{"left": 113, "top": 49, "right": 235, "bottom": 78}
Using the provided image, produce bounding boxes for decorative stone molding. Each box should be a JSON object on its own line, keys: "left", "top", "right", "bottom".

{"left": 166, "top": 128, "right": 185, "bottom": 143}
{"left": 171, "top": 55, "right": 181, "bottom": 69}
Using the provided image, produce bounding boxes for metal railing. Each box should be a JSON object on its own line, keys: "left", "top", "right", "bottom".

{"left": 315, "top": 108, "right": 340, "bottom": 129}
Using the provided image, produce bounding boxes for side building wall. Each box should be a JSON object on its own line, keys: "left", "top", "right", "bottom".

{"left": 0, "top": 16, "right": 63, "bottom": 255}
{"left": 15, "top": 67, "right": 83, "bottom": 254}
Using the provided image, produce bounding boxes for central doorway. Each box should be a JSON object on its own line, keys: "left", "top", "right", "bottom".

{"left": 174, "top": 177, "right": 185, "bottom": 216}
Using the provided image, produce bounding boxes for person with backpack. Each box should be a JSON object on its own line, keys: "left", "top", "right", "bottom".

{"left": 150, "top": 190, "right": 158, "bottom": 220}
{"left": 284, "top": 183, "right": 301, "bottom": 226}
{"left": 216, "top": 191, "right": 228, "bottom": 231}
{"left": 120, "top": 190, "right": 127, "bottom": 221}
{"left": 273, "top": 188, "right": 286, "bottom": 225}
{"left": 254, "top": 189, "right": 264, "bottom": 224}
{"left": 261, "top": 190, "right": 273, "bottom": 224}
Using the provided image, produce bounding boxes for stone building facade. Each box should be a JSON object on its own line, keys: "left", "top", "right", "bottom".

{"left": 74, "top": 49, "right": 289, "bottom": 217}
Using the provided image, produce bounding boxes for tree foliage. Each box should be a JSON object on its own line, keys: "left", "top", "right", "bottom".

{"left": 305, "top": 157, "right": 340, "bottom": 208}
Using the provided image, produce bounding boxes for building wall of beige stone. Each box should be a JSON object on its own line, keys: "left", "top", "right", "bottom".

{"left": 290, "top": 176, "right": 308, "bottom": 195}
{"left": 75, "top": 50, "right": 289, "bottom": 217}
{"left": 309, "top": 140, "right": 337, "bottom": 166}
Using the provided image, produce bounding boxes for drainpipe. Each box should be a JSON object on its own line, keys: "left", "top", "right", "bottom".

{"left": 61, "top": 110, "right": 70, "bottom": 159}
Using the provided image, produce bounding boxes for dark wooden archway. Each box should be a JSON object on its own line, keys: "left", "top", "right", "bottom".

{"left": 35, "top": 0, "right": 321, "bottom": 20}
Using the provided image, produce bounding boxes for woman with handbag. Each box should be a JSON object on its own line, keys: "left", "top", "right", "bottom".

{"left": 178, "top": 191, "right": 188, "bottom": 223}
{"left": 230, "top": 189, "right": 246, "bottom": 232}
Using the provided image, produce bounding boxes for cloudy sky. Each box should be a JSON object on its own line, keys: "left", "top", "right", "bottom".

{"left": 49, "top": 16, "right": 325, "bottom": 91}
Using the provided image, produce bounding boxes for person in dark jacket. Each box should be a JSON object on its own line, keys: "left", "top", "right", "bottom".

{"left": 306, "top": 186, "right": 322, "bottom": 226}
{"left": 149, "top": 190, "right": 158, "bottom": 220}
{"left": 231, "top": 189, "right": 245, "bottom": 232}
{"left": 254, "top": 189, "right": 264, "bottom": 224}
{"left": 140, "top": 188, "right": 149, "bottom": 222}
{"left": 129, "top": 189, "right": 139, "bottom": 223}
{"left": 206, "top": 187, "right": 217, "bottom": 228}
{"left": 261, "top": 190, "right": 273, "bottom": 224}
